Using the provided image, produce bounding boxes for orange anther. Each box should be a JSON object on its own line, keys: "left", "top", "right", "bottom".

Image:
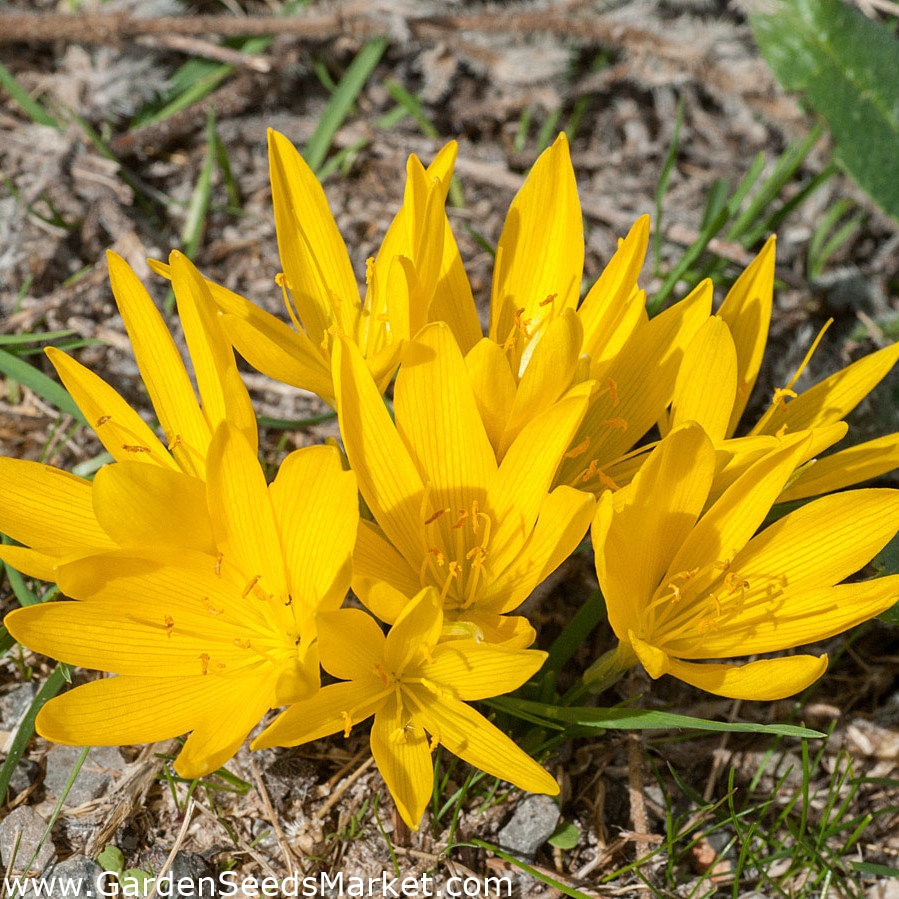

{"left": 539, "top": 293, "right": 558, "bottom": 307}
{"left": 96, "top": 415, "right": 111, "bottom": 427}
{"left": 606, "top": 378, "right": 620, "bottom": 408}
{"left": 451, "top": 510, "right": 469, "bottom": 530}
{"left": 233, "top": 638, "right": 251, "bottom": 649}
{"left": 565, "top": 437, "right": 591, "bottom": 459}
{"left": 122, "top": 444, "right": 151, "bottom": 454}
{"left": 199, "top": 653, "right": 210, "bottom": 675}
{"left": 164, "top": 615, "right": 174, "bottom": 637}
{"left": 424, "top": 508, "right": 449, "bottom": 525}
{"left": 603, "top": 418, "right": 628, "bottom": 431}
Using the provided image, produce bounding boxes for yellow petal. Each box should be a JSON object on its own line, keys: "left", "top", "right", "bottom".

{"left": 489, "top": 134, "right": 583, "bottom": 373}
{"left": 579, "top": 215, "right": 650, "bottom": 362}
{"left": 430, "top": 216, "right": 482, "bottom": 354}
{"left": 352, "top": 521, "right": 421, "bottom": 621}
{"left": 385, "top": 589, "right": 443, "bottom": 674}
{"left": 734, "top": 488, "right": 899, "bottom": 592}
{"left": 756, "top": 340, "right": 899, "bottom": 436}
{"left": 661, "top": 435, "right": 811, "bottom": 608}
{"left": 92, "top": 463, "right": 215, "bottom": 554}
{"left": 666, "top": 316, "right": 738, "bottom": 442}
{"left": 268, "top": 129, "right": 359, "bottom": 343}
{"left": 0, "top": 545, "right": 59, "bottom": 581}
{"left": 107, "top": 251, "right": 210, "bottom": 478}
{"left": 46, "top": 348, "right": 176, "bottom": 469}
{"left": 36, "top": 674, "right": 266, "bottom": 755}
{"left": 717, "top": 235, "right": 775, "bottom": 436}
{"left": 5, "top": 599, "right": 259, "bottom": 677}
{"left": 483, "top": 485, "right": 594, "bottom": 614}
{"left": 412, "top": 692, "right": 559, "bottom": 796}
{"left": 661, "top": 652, "right": 827, "bottom": 701}
{"left": 333, "top": 336, "right": 426, "bottom": 565}
{"left": 269, "top": 444, "right": 357, "bottom": 609}
{"left": 501, "top": 310, "right": 583, "bottom": 455}
{"left": 168, "top": 251, "right": 257, "bottom": 453}
{"left": 0, "top": 458, "right": 113, "bottom": 553}
{"left": 677, "top": 577, "right": 899, "bottom": 659}
{"left": 425, "top": 643, "right": 547, "bottom": 699}
{"left": 318, "top": 608, "right": 385, "bottom": 681}
{"left": 596, "top": 424, "right": 715, "bottom": 641}
{"left": 558, "top": 279, "right": 712, "bottom": 491}
{"left": 465, "top": 338, "right": 517, "bottom": 455}
{"left": 371, "top": 692, "right": 433, "bottom": 829}
{"left": 396, "top": 323, "right": 497, "bottom": 520}
{"left": 253, "top": 680, "right": 386, "bottom": 749}
{"left": 206, "top": 423, "right": 289, "bottom": 603}
{"left": 176, "top": 676, "right": 274, "bottom": 777}
{"left": 778, "top": 431, "right": 899, "bottom": 502}
{"left": 148, "top": 260, "right": 335, "bottom": 403}
{"left": 489, "top": 383, "right": 592, "bottom": 573}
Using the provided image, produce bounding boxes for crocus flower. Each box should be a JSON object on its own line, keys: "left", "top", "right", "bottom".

{"left": 152, "top": 129, "right": 481, "bottom": 406}
{"left": 0, "top": 250, "right": 255, "bottom": 581}
{"left": 5, "top": 425, "right": 358, "bottom": 777}
{"left": 333, "top": 321, "right": 595, "bottom": 647}
{"left": 662, "top": 238, "right": 899, "bottom": 501}
{"left": 253, "top": 588, "right": 558, "bottom": 828}
{"left": 588, "top": 422, "right": 899, "bottom": 699}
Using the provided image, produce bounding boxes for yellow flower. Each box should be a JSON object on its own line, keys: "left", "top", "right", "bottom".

{"left": 663, "top": 238, "right": 899, "bottom": 501}
{"left": 464, "top": 135, "right": 710, "bottom": 479}
{"left": 5, "top": 425, "right": 358, "bottom": 778}
{"left": 0, "top": 250, "right": 255, "bottom": 581}
{"left": 589, "top": 422, "right": 899, "bottom": 700}
{"left": 152, "top": 130, "right": 481, "bottom": 406}
{"left": 253, "top": 588, "right": 558, "bottom": 829}
{"left": 334, "top": 321, "right": 595, "bottom": 647}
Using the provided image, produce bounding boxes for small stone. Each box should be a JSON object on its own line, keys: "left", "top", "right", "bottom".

{"left": 43, "top": 745, "right": 125, "bottom": 807}
{"left": 0, "top": 806, "right": 58, "bottom": 873}
{"left": 166, "top": 851, "right": 217, "bottom": 898}
{"left": 497, "top": 794, "right": 560, "bottom": 860}
{"left": 0, "top": 683, "right": 38, "bottom": 727}
{"left": 8, "top": 758, "right": 40, "bottom": 799}
{"left": 47, "top": 856, "right": 105, "bottom": 899}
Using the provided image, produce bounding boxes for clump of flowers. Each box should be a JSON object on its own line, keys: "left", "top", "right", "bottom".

{"left": 3, "top": 132, "right": 899, "bottom": 830}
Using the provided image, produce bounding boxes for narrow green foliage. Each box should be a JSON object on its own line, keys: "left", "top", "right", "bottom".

{"left": 653, "top": 97, "right": 685, "bottom": 273}
{"left": 385, "top": 80, "right": 438, "bottom": 138}
{"left": 0, "top": 59, "right": 61, "bottom": 129}
{"left": 470, "top": 840, "right": 592, "bottom": 899}
{"left": 807, "top": 198, "right": 864, "bottom": 278}
{"left": 0, "top": 664, "right": 70, "bottom": 805}
{"left": 304, "top": 38, "right": 389, "bottom": 175}
{"left": 0, "top": 348, "right": 87, "bottom": 425}
{"left": 490, "top": 696, "right": 825, "bottom": 739}
{"left": 752, "top": 0, "right": 899, "bottom": 221}
{"left": 180, "top": 110, "right": 219, "bottom": 259}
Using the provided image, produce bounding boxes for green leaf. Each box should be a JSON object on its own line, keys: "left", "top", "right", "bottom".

{"left": 751, "top": 0, "right": 899, "bottom": 221}
{"left": 304, "top": 38, "right": 389, "bottom": 175}
{"left": 97, "top": 846, "right": 125, "bottom": 875}
{"left": 490, "top": 696, "right": 825, "bottom": 739}
{"left": 548, "top": 822, "right": 580, "bottom": 850}
{"left": 0, "top": 347, "right": 87, "bottom": 425}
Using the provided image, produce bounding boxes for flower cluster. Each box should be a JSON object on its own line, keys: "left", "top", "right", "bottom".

{"left": 3, "top": 132, "right": 899, "bottom": 829}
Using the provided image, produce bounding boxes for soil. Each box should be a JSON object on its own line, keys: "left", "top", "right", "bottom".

{"left": 2, "top": 1, "right": 899, "bottom": 896}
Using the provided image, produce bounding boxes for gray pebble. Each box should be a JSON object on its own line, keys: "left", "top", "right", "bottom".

{"left": 0, "top": 806, "right": 57, "bottom": 874}
{"left": 0, "top": 683, "right": 38, "bottom": 727}
{"left": 43, "top": 745, "right": 125, "bottom": 807}
{"left": 47, "top": 856, "right": 105, "bottom": 899}
{"left": 497, "top": 794, "right": 560, "bottom": 860}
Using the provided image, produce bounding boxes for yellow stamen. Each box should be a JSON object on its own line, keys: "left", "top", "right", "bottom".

{"left": 233, "top": 638, "right": 251, "bottom": 649}
{"left": 201, "top": 597, "right": 224, "bottom": 615}
{"left": 241, "top": 575, "right": 261, "bottom": 598}
{"left": 199, "top": 653, "right": 210, "bottom": 675}
{"left": 214, "top": 553, "right": 223, "bottom": 577}
{"left": 164, "top": 615, "right": 174, "bottom": 637}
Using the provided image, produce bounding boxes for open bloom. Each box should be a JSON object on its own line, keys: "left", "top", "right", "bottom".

{"left": 152, "top": 129, "right": 481, "bottom": 406}
{"left": 464, "top": 135, "right": 709, "bottom": 476}
{"left": 663, "top": 238, "right": 899, "bottom": 501}
{"left": 5, "top": 425, "right": 358, "bottom": 776}
{"left": 334, "top": 321, "right": 595, "bottom": 647}
{"left": 589, "top": 422, "right": 899, "bottom": 700}
{"left": 253, "top": 589, "right": 558, "bottom": 828}
{"left": 0, "top": 250, "right": 255, "bottom": 581}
